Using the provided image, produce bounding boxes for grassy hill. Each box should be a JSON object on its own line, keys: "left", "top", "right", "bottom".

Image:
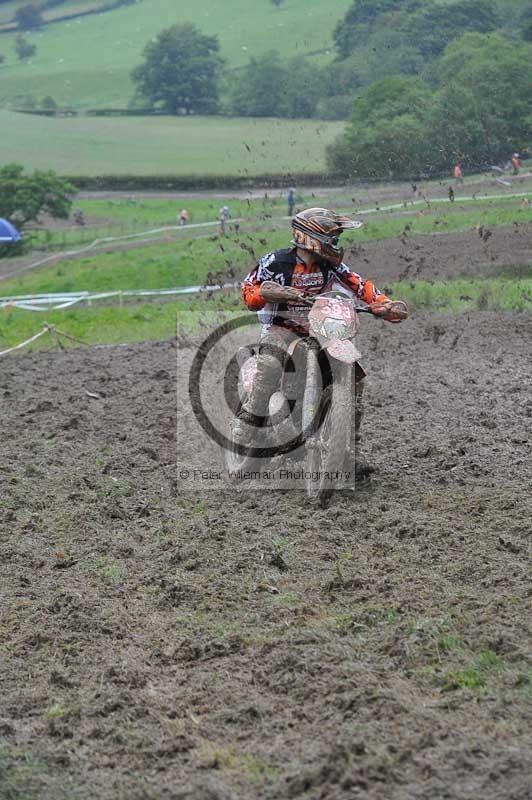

{"left": 0, "top": 0, "right": 352, "bottom": 110}
{"left": 0, "top": 109, "right": 344, "bottom": 176}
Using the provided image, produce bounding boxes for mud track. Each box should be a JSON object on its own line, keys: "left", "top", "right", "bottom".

{"left": 1, "top": 309, "right": 531, "bottom": 799}
{"left": 348, "top": 220, "right": 532, "bottom": 285}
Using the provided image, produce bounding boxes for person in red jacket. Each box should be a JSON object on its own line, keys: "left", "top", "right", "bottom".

{"left": 232, "top": 208, "right": 408, "bottom": 477}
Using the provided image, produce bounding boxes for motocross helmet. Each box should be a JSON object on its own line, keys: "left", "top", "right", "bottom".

{"left": 291, "top": 208, "right": 360, "bottom": 265}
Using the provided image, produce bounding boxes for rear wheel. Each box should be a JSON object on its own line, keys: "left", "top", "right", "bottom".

{"left": 304, "top": 359, "right": 351, "bottom": 507}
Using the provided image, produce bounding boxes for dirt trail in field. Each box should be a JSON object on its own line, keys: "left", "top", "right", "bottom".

{"left": 75, "top": 172, "right": 532, "bottom": 203}
{"left": 1, "top": 309, "right": 531, "bottom": 799}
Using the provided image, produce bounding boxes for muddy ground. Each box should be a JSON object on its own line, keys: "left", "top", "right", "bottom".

{"left": 347, "top": 218, "right": 532, "bottom": 286}
{"left": 1, "top": 304, "right": 531, "bottom": 798}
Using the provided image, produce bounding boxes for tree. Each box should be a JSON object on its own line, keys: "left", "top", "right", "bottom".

{"left": 131, "top": 23, "right": 223, "bottom": 114}
{"left": 41, "top": 95, "right": 58, "bottom": 111}
{"left": 15, "top": 35, "right": 36, "bottom": 60}
{"left": 327, "top": 76, "right": 434, "bottom": 176}
{"left": 405, "top": 0, "right": 499, "bottom": 59}
{"left": 283, "top": 56, "right": 325, "bottom": 119}
{"left": 349, "top": 75, "right": 434, "bottom": 127}
{"left": 328, "top": 33, "right": 532, "bottom": 178}
{"left": 334, "top": 0, "right": 420, "bottom": 59}
{"left": 230, "top": 52, "right": 288, "bottom": 117}
{"left": 520, "top": 7, "right": 532, "bottom": 41}
{"left": 333, "top": 0, "right": 498, "bottom": 69}
{"left": 0, "top": 164, "right": 74, "bottom": 229}
{"left": 428, "top": 33, "right": 532, "bottom": 165}
{"left": 14, "top": 3, "right": 43, "bottom": 30}
{"left": 230, "top": 51, "right": 323, "bottom": 118}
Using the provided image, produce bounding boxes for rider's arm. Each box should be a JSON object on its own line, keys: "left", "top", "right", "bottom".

{"left": 242, "top": 269, "right": 266, "bottom": 310}
{"left": 334, "top": 262, "right": 408, "bottom": 322}
{"left": 242, "top": 276, "right": 303, "bottom": 309}
{"left": 259, "top": 281, "right": 303, "bottom": 303}
{"left": 242, "top": 254, "right": 303, "bottom": 310}
{"left": 334, "top": 262, "right": 390, "bottom": 306}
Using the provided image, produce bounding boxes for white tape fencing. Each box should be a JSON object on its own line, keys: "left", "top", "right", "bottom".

{"left": 0, "top": 327, "right": 50, "bottom": 356}
{"left": 0, "top": 283, "right": 238, "bottom": 312}
{"left": 0, "top": 323, "right": 96, "bottom": 357}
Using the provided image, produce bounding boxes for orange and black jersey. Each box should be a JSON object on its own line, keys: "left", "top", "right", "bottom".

{"left": 242, "top": 247, "right": 389, "bottom": 333}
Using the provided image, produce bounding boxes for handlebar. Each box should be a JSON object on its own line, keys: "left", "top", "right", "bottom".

{"left": 301, "top": 295, "right": 371, "bottom": 313}
{"left": 302, "top": 294, "right": 407, "bottom": 319}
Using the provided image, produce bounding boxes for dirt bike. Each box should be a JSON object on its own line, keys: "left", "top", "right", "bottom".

{"left": 224, "top": 292, "right": 406, "bottom": 506}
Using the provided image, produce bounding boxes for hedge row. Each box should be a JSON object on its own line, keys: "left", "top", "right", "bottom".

{"left": 86, "top": 108, "right": 165, "bottom": 117}
{"left": 0, "top": 0, "right": 135, "bottom": 35}
{"left": 13, "top": 108, "right": 79, "bottom": 117}
{"left": 12, "top": 108, "right": 154, "bottom": 117}
{"left": 64, "top": 173, "right": 342, "bottom": 191}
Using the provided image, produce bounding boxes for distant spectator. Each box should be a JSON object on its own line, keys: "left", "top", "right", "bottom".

{"left": 511, "top": 153, "right": 521, "bottom": 175}
{"left": 448, "top": 186, "right": 455, "bottom": 203}
{"left": 287, "top": 186, "right": 296, "bottom": 217}
{"left": 72, "top": 209, "right": 85, "bottom": 226}
{"left": 219, "top": 205, "right": 229, "bottom": 236}
{"left": 453, "top": 163, "right": 463, "bottom": 184}
{"left": 178, "top": 209, "right": 189, "bottom": 226}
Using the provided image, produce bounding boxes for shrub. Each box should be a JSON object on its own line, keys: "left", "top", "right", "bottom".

{"left": 15, "top": 35, "right": 36, "bottom": 60}
{"left": 14, "top": 3, "right": 43, "bottom": 30}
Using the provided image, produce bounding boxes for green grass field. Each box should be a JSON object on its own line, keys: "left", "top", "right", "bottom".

{"left": 0, "top": 301, "right": 211, "bottom": 351}
{"left": 0, "top": 234, "right": 288, "bottom": 295}
{"left": 2, "top": 274, "right": 532, "bottom": 355}
{"left": 0, "top": 110, "right": 344, "bottom": 176}
{"left": 0, "top": 0, "right": 351, "bottom": 109}
{"left": 7, "top": 200, "right": 532, "bottom": 296}
{"left": 355, "top": 203, "right": 532, "bottom": 241}
{"left": 393, "top": 276, "right": 532, "bottom": 312}
{"left": 71, "top": 192, "right": 532, "bottom": 228}
{"left": 28, "top": 193, "right": 310, "bottom": 250}
{"left": 21, "top": 189, "right": 532, "bottom": 255}
{"left": 2, "top": 188, "right": 531, "bottom": 353}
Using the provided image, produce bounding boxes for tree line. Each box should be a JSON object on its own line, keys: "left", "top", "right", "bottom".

{"left": 129, "top": 1, "right": 531, "bottom": 120}
{"left": 328, "top": 30, "right": 532, "bottom": 177}
{"left": 129, "top": 8, "right": 531, "bottom": 177}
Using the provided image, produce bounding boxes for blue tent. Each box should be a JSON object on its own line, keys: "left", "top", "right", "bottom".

{"left": 0, "top": 218, "right": 21, "bottom": 243}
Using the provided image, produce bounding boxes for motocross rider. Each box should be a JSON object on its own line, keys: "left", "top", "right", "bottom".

{"left": 232, "top": 208, "right": 408, "bottom": 477}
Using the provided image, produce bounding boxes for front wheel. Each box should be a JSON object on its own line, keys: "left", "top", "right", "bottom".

{"left": 223, "top": 418, "right": 267, "bottom": 476}
{"left": 304, "top": 357, "right": 352, "bottom": 507}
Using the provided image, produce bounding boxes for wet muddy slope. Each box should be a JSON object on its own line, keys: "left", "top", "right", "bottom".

{"left": 346, "top": 220, "right": 532, "bottom": 286}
